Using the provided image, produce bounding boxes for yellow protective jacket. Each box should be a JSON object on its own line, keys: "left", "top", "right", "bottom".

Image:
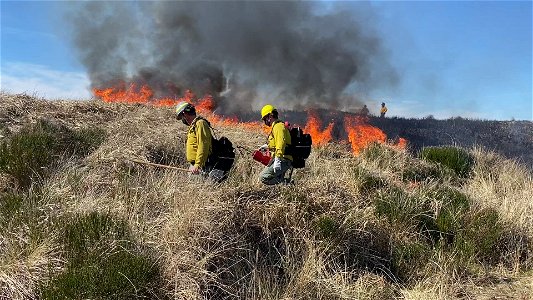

{"left": 380, "top": 107, "right": 388, "bottom": 114}
{"left": 268, "top": 120, "right": 292, "bottom": 161}
{"left": 186, "top": 117, "right": 213, "bottom": 168}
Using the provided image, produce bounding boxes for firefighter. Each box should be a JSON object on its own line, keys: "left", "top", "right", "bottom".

{"left": 259, "top": 104, "right": 293, "bottom": 185}
{"left": 175, "top": 101, "right": 216, "bottom": 179}
{"left": 360, "top": 104, "right": 369, "bottom": 116}
{"left": 380, "top": 102, "right": 388, "bottom": 118}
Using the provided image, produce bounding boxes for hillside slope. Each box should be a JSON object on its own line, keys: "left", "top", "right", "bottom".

{"left": 1, "top": 92, "right": 532, "bottom": 299}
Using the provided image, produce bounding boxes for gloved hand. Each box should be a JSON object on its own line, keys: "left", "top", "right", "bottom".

{"left": 189, "top": 165, "right": 200, "bottom": 174}
{"left": 273, "top": 157, "right": 282, "bottom": 172}
{"left": 259, "top": 144, "right": 268, "bottom": 152}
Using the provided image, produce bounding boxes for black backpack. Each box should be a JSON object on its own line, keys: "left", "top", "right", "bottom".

{"left": 211, "top": 136, "right": 235, "bottom": 172}
{"left": 286, "top": 126, "right": 312, "bottom": 169}
{"left": 193, "top": 118, "right": 235, "bottom": 172}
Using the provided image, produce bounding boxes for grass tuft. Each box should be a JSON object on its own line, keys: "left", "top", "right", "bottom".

{"left": 455, "top": 207, "right": 503, "bottom": 263}
{"left": 420, "top": 146, "right": 474, "bottom": 178}
{"left": 145, "top": 143, "right": 185, "bottom": 165}
{"left": 0, "top": 121, "right": 58, "bottom": 188}
{"left": 391, "top": 240, "right": 430, "bottom": 282}
{"left": 374, "top": 187, "right": 430, "bottom": 229}
{"left": 0, "top": 192, "right": 24, "bottom": 219}
{"left": 68, "top": 127, "right": 107, "bottom": 157}
{"left": 431, "top": 187, "right": 471, "bottom": 244}
{"left": 314, "top": 215, "right": 338, "bottom": 238}
{"left": 0, "top": 120, "right": 106, "bottom": 189}
{"left": 40, "top": 212, "right": 163, "bottom": 299}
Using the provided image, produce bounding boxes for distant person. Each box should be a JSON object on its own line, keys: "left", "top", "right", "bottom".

{"left": 380, "top": 102, "right": 388, "bottom": 118}
{"left": 331, "top": 118, "right": 340, "bottom": 140}
{"left": 258, "top": 104, "right": 293, "bottom": 185}
{"left": 360, "top": 105, "right": 369, "bottom": 116}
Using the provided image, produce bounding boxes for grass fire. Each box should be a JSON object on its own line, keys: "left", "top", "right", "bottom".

{"left": 1, "top": 92, "right": 532, "bottom": 299}
{"left": 93, "top": 83, "right": 408, "bottom": 155}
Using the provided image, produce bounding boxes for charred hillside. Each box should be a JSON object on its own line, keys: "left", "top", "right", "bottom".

{"left": 370, "top": 116, "right": 533, "bottom": 168}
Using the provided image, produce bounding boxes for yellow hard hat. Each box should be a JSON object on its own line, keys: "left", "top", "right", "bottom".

{"left": 261, "top": 104, "right": 276, "bottom": 119}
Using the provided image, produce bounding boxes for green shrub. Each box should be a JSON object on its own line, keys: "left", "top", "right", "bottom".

{"left": 355, "top": 168, "right": 387, "bottom": 194}
{"left": 69, "top": 127, "right": 106, "bottom": 157}
{"left": 313, "top": 215, "right": 338, "bottom": 238}
{"left": 41, "top": 250, "right": 161, "bottom": 299}
{"left": 0, "top": 124, "right": 8, "bottom": 137}
{"left": 401, "top": 161, "right": 451, "bottom": 182}
{"left": 374, "top": 188, "right": 430, "bottom": 228}
{"left": 420, "top": 146, "right": 474, "bottom": 178}
{"left": 430, "top": 187, "right": 470, "bottom": 244}
{"left": 0, "top": 192, "right": 44, "bottom": 238}
{"left": 454, "top": 208, "right": 503, "bottom": 263}
{"left": 0, "top": 120, "right": 106, "bottom": 188}
{"left": 62, "top": 212, "right": 130, "bottom": 263}
{"left": 0, "top": 192, "right": 24, "bottom": 220}
{"left": 375, "top": 186, "right": 473, "bottom": 247}
{"left": 391, "top": 240, "right": 430, "bottom": 282}
{"left": 361, "top": 142, "right": 390, "bottom": 161}
{"left": 0, "top": 191, "right": 55, "bottom": 273}
{"left": 0, "top": 122, "right": 58, "bottom": 188}
{"left": 41, "top": 212, "right": 163, "bottom": 299}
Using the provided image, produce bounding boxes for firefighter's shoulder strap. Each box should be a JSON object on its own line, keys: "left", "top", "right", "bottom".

{"left": 267, "top": 120, "right": 284, "bottom": 141}
{"left": 191, "top": 116, "right": 217, "bottom": 138}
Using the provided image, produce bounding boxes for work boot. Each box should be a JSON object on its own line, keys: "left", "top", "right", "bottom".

{"left": 283, "top": 178, "right": 294, "bottom": 185}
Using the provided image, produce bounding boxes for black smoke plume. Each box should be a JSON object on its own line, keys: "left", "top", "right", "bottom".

{"left": 68, "top": 1, "right": 397, "bottom": 114}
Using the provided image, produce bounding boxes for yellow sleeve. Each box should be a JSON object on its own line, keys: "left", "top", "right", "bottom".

{"left": 273, "top": 122, "right": 287, "bottom": 158}
{"left": 194, "top": 120, "right": 212, "bottom": 168}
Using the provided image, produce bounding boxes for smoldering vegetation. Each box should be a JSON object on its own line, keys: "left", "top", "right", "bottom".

{"left": 1, "top": 92, "right": 532, "bottom": 299}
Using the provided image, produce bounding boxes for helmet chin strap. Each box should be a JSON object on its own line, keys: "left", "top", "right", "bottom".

{"left": 182, "top": 118, "right": 190, "bottom": 126}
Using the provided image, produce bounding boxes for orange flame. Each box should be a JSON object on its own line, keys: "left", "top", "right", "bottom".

{"left": 396, "top": 137, "right": 408, "bottom": 149}
{"left": 93, "top": 83, "right": 408, "bottom": 154}
{"left": 94, "top": 82, "right": 154, "bottom": 104}
{"left": 344, "top": 115, "right": 386, "bottom": 154}
{"left": 195, "top": 94, "right": 216, "bottom": 114}
{"left": 304, "top": 110, "right": 334, "bottom": 146}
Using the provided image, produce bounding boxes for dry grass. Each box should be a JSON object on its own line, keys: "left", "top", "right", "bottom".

{"left": 0, "top": 187, "right": 63, "bottom": 299}
{"left": 1, "top": 92, "right": 532, "bottom": 299}
{"left": 467, "top": 147, "right": 533, "bottom": 237}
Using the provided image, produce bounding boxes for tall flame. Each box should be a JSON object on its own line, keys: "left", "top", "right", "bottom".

{"left": 344, "top": 115, "right": 386, "bottom": 154}
{"left": 304, "top": 110, "right": 334, "bottom": 146}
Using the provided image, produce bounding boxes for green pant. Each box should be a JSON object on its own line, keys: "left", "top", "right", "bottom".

{"left": 259, "top": 158, "right": 292, "bottom": 185}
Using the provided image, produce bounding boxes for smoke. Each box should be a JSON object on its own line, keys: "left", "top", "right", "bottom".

{"left": 67, "top": 1, "right": 397, "bottom": 114}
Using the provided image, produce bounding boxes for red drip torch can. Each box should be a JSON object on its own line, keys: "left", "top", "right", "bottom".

{"left": 253, "top": 150, "right": 271, "bottom": 166}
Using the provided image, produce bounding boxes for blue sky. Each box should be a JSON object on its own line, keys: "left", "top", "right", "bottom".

{"left": 1, "top": 1, "right": 531, "bottom": 120}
